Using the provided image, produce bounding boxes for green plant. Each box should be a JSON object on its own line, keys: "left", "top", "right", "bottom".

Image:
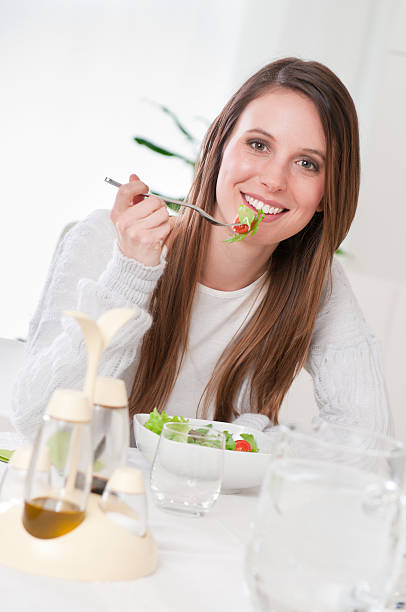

{"left": 133, "top": 101, "right": 204, "bottom": 211}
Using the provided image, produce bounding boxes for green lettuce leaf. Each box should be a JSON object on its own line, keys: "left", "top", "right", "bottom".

{"left": 144, "top": 407, "right": 189, "bottom": 436}
{"left": 222, "top": 430, "right": 236, "bottom": 451}
{"left": 238, "top": 204, "right": 256, "bottom": 228}
{"left": 0, "top": 449, "right": 14, "bottom": 463}
{"left": 240, "top": 433, "right": 259, "bottom": 453}
{"left": 224, "top": 207, "right": 265, "bottom": 244}
{"left": 144, "top": 410, "right": 260, "bottom": 452}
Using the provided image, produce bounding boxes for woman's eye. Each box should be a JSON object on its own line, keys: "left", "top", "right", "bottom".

{"left": 297, "top": 159, "right": 318, "bottom": 172}
{"left": 248, "top": 140, "right": 268, "bottom": 152}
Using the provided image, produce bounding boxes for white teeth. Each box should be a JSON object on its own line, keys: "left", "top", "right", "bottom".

{"left": 244, "top": 194, "right": 284, "bottom": 215}
{"left": 243, "top": 194, "right": 261, "bottom": 210}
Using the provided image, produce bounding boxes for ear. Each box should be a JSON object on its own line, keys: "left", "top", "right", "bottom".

{"left": 316, "top": 197, "right": 324, "bottom": 213}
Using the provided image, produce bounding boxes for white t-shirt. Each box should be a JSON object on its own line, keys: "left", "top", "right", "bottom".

{"left": 165, "top": 275, "right": 266, "bottom": 418}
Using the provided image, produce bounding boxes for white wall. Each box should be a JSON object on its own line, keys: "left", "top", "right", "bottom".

{"left": 348, "top": 0, "right": 406, "bottom": 281}
{"left": 1, "top": 0, "right": 405, "bottom": 341}
{"left": 0, "top": 0, "right": 244, "bottom": 339}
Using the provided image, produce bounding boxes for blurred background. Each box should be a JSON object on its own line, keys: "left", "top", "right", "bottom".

{"left": 1, "top": 0, "right": 405, "bottom": 340}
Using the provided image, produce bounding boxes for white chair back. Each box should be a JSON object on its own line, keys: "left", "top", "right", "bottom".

{"left": 0, "top": 338, "right": 25, "bottom": 418}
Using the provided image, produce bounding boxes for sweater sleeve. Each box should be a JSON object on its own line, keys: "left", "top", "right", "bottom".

{"left": 305, "top": 258, "right": 393, "bottom": 435}
{"left": 11, "top": 209, "right": 166, "bottom": 439}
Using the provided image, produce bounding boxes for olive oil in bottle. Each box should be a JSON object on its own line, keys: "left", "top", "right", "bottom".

{"left": 23, "top": 497, "right": 85, "bottom": 539}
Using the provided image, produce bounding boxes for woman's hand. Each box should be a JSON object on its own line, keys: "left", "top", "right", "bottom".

{"left": 110, "top": 174, "right": 171, "bottom": 266}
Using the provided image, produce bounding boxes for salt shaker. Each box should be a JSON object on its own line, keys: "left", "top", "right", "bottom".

{"left": 99, "top": 466, "right": 147, "bottom": 536}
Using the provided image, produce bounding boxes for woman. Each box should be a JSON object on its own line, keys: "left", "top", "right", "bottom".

{"left": 12, "top": 58, "right": 391, "bottom": 439}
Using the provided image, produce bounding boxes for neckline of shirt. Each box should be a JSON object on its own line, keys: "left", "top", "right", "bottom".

{"left": 198, "top": 271, "right": 268, "bottom": 299}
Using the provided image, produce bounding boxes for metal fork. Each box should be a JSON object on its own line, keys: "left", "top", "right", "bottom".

{"left": 104, "top": 177, "right": 244, "bottom": 227}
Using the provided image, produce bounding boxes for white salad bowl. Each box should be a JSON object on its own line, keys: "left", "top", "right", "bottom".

{"left": 134, "top": 414, "right": 277, "bottom": 491}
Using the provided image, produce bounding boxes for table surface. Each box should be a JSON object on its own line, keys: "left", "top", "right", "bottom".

{"left": 0, "top": 430, "right": 258, "bottom": 612}
{"left": 0, "top": 429, "right": 398, "bottom": 612}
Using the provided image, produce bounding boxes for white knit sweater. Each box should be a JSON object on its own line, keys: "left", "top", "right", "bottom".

{"left": 11, "top": 210, "right": 392, "bottom": 439}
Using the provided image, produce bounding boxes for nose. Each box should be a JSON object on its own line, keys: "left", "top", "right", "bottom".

{"left": 259, "top": 159, "right": 287, "bottom": 192}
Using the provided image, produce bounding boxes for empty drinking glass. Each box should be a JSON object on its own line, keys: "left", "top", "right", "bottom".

{"left": 150, "top": 422, "right": 225, "bottom": 517}
{"left": 245, "top": 422, "right": 406, "bottom": 612}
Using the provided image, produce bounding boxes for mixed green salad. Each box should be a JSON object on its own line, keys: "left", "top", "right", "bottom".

{"left": 224, "top": 204, "right": 265, "bottom": 244}
{"left": 144, "top": 408, "right": 259, "bottom": 453}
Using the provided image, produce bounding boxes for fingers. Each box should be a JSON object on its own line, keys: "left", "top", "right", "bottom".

{"left": 116, "top": 198, "right": 169, "bottom": 237}
{"left": 111, "top": 183, "right": 172, "bottom": 265}
{"left": 116, "top": 213, "right": 172, "bottom": 265}
{"left": 110, "top": 176, "right": 150, "bottom": 221}
{"left": 116, "top": 195, "right": 168, "bottom": 226}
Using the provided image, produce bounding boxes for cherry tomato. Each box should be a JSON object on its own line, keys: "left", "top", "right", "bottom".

{"left": 233, "top": 215, "right": 249, "bottom": 234}
{"left": 235, "top": 439, "right": 252, "bottom": 452}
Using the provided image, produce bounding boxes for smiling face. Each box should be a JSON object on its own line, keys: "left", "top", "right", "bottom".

{"left": 215, "top": 88, "right": 326, "bottom": 252}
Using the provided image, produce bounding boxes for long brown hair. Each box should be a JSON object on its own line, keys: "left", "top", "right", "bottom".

{"left": 129, "top": 58, "right": 360, "bottom": 423}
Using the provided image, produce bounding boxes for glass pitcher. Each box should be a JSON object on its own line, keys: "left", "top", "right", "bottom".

{"left": 245, "top": 422, "right": 406, "bottom": 612}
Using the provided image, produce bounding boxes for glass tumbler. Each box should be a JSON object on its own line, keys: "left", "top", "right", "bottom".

{"left": 150, "top": 422, "right": 225, "bottom": 517}
{"left": 245, "top": 422, "right": 406, "bottom": 612}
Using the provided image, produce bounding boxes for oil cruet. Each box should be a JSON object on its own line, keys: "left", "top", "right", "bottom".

{"left": 0, "top": 308, "right": 158, "bottom": 582}
{"left": 22, "top": 388, "right": 93, "bottom": 539}
{"left": 21, "top": 307, "right": 137, "bottom": 540}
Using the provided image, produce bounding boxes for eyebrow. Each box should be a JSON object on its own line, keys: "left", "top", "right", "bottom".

{"left": 245, "top": 128, "right": 326, "bottom": 162}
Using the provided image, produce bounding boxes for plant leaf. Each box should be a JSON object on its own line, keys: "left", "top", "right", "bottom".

{"left": 133, "top": 137, "right": 195, "bottom": 166}
{"left": 150, "top": 190, "right": 182, "bottom": 212}
{"left": 193, "top": 115, "right": 211, "bottom": 127}
{"left": 150, "top": 102, "right": 197, "bottom": 143}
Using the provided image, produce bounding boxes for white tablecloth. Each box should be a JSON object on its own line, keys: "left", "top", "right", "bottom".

{"left": 0, "top": 437, "right": 258, "bottom": 612}
{"left": 0, "top": 432, "right": 399, "bottom": 612}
